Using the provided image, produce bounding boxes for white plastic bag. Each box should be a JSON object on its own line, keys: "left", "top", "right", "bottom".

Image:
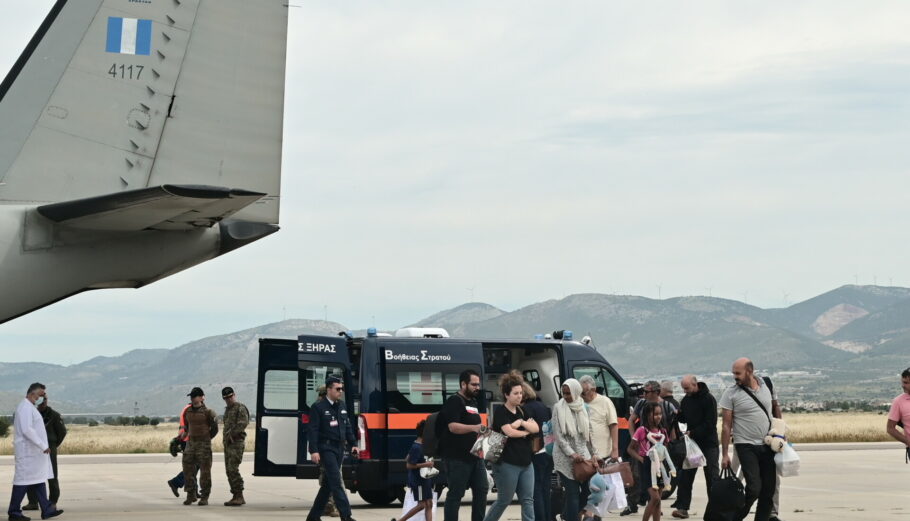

{"left": 400, "top": 488, "right": 438, "bottom": 521}
{"left": 603, "top": 466, "right": 628, "bottom": 512}
{"left": 774, "top": 443, "right": 800, "bottom": 477}
{"left": 682, "top": 435, "right": 706, "bottom": 469}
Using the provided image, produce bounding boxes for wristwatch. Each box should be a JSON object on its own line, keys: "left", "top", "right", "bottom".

{"left": 479, "top": 424, "right": 489, "bottom": 435}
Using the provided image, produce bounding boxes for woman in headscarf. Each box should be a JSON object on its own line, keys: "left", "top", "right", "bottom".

{"left": 551, "top": 378, "right": 599, "bottom": 521}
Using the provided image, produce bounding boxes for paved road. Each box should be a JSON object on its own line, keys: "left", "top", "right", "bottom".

{"left": 0, "top": 444, "right": 907, "bottom": 520}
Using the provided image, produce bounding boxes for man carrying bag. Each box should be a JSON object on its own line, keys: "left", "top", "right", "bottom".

{"left": 719, "top": 358, "right": 775, "bottom": 521}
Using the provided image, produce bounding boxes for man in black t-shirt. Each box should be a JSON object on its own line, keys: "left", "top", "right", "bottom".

{"left": 439, "top": 369, "right": 488, "bottom": 521}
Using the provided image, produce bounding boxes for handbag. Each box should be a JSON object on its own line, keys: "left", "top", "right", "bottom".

{"left": 470, "top": 431, "right": 507, "bottom": 463}
{"left": 668, "top": 437, "right": 686, "bottom": 467}
{"left": 708, "top": 467, "right": 745, "bottom": 511}
{"left": 572, "top": 458, "right": 598, "bottom": 482}
{"left": 601, "top": 459, "right": 635, "bottom": 491}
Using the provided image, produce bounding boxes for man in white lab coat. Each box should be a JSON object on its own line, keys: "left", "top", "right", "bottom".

{"left": 7, "top": 383, "right": 63, "bottom": 521}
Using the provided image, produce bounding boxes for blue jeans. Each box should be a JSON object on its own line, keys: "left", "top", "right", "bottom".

{"left": 559, "top": 471, "right": 588, "bottom": 521}
{"left": 483, "top": 461, "right": 534, "bottom": 521}
{"left": 444, "top": 458, "right": 489, "bottom": 521}
{"left": 532, "top": 453, "right": 553, "bottom": 521}
{"left": 308, "top": 447, "right": 352, "bottom": 519}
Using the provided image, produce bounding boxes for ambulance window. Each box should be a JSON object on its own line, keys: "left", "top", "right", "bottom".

{"left": 573, "top": 365, "right": 624, "bottom": 399}
{"left": 301, "top": 364, "right": 345, "bottom": 409}
{"left": 386, "top": 365, "right": 477, "bottom": 412}
{"left": 263, "top": 370, "right": 298, "bottom": 410}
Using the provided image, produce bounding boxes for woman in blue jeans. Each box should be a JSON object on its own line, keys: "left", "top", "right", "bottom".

{"left": 483, "top": 373, "right": 539, "bottom": 521}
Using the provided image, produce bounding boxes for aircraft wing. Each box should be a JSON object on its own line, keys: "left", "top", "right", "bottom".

{"left": 36, "top": 184, "right": 265, "bottom": 231}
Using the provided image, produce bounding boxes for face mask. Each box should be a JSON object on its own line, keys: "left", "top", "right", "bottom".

{"left": 35, "top": 397, "right": 45, "bottom": 406}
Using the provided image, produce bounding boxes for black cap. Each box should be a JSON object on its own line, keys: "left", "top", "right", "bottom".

{"left": 325, "top": 375, "right": 343, "bottom": 387}
{"left": 221, "top": 386, "right": 235, "bottom": 398}
{"left": 187, "top": 387, "right": 205, "bottom": 398}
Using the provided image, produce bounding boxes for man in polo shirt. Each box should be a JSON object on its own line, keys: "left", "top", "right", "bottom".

{"left": 886, "top": 368, "right": 910, "bottom": 451}
{"left": 720, "top": 358, "right": 775, "bottom": 521}
{"left": 439, "top": 369, "right": 488, "bottom": 521}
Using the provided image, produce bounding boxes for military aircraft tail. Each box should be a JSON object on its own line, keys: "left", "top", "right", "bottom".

{"left": 0, "top": 0, "right": 287, "bottom": 223}
{"left": 0, "top": 0, "right": 288, "bottom": 324}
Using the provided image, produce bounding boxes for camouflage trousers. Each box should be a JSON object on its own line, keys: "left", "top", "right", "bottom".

{"left": 183, "top": 441, "right": 213, "bottom": 499}
{"left": 224, "top": 441, "right": 245, "bottom": 493}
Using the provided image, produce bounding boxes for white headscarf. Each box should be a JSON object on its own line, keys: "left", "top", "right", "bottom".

{"left": 554, "top": 378, "right": 590, "bottom": 441}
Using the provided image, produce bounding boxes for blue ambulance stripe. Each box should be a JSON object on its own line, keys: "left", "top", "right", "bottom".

{"left": 136, "top": 19, "right": 152, "bottom": 56}
{"left": 106, "top": 17, "right": 123, "bottom": 53}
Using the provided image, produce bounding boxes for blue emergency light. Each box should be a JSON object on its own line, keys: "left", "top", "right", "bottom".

{"left": 367, "top": 327, "right": 377, "bottom": 337}
{"left": 564, "top": 331, "right": 573, "bottom": 340}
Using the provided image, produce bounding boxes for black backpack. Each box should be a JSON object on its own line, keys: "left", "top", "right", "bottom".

{"left": 422, "top": 412, "right": 442, "bottom": 458}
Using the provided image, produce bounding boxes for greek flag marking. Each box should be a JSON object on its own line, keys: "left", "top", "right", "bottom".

{"left": 106, "top": 17, "right": 152, "bottom": 55}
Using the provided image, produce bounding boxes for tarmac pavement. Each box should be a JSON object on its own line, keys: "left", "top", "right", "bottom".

{"left": 0, "top": 442, "right": 906, "bottom": 520}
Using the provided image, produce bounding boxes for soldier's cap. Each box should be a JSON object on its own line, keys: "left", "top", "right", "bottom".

{"left": 187, "top": 387, "right": 205, "bottom": 398}
{"left": 221, "top": 386, "right": 235, "bottom": 398}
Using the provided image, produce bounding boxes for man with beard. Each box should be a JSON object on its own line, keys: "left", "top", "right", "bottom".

{"left": 182, "top": 387, "right": 218, "bottom": 506}
{"left": 720, "top": 359, "right": 775, "bottom": 521}
{"left": 439, "top": 369, "right": 488, "bottom": 521}
{"left": 672, "top": 375, "right": 718, "bottom": 519}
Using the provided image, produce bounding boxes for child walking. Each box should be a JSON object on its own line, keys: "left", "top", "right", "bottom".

{"left": 628, "top": 401, "right": 669, "bottom": 521}
{"left": 394, "top": 419, "right": 436, "bottom": 521}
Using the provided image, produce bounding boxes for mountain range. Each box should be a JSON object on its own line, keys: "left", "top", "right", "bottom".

{"left": 1, "top": 285, "right": 907, "bottom": 415}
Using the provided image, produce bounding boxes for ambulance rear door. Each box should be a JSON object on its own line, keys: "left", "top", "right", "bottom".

{"left": 253, "top": 335, "right": 351, "bottom": 478}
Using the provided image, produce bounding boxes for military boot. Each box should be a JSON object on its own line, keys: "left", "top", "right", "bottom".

{"left": 183, "top": 489, "right": 197, "bottom": 506}
{"left": 197, "top": 496, "right": 209, "bottom": 506}
{"left": 224, "top": 492, "right": 244, "bottom": 506}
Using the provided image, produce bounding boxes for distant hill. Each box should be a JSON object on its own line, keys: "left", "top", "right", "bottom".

{"left": 0, "top": 319, "right": 346, "bottom": 415}
{"left": 764, "top": 285, "right": 910, "bottom": 341}
{"left": 439, "top": 294, "right": 851, "bottom": 375}
{"left": 3, "top": 285, "right": 910, "bottom": 414}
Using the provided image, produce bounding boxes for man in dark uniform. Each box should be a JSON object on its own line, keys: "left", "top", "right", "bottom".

{"left": 306, "top": 376, "right": 358, "bottom": 521}
{"left": 23, "top": 396, "right": 66, "bottom": 511}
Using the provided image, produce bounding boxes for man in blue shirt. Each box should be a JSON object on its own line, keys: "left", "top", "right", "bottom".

{"left": 306, "top": 376, "right": 358, "bottom": 521}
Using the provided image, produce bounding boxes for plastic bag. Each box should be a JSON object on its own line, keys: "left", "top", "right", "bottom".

{"left": 682, "top": 435, "right": 706, "bottom": 469}
{"left": 542, "top": 420, "right": 555, "bottom": 455}
{"left": 774, "top": 443, "right": 800, "bottom": 477}
{"left": 400, "top": 488, "right": 438, "bottom": 521}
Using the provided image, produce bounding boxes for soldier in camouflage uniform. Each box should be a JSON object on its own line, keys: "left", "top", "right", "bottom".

{"left": 221, "top": 386, "right": 250, "bottom": 506}
{"left": 182, "top": 387, "right": 218, "bottom": 506}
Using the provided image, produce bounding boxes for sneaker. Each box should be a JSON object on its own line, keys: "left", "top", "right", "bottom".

{"left": 619, "top": 505, "right": 638, "bottom": 516}
{"left": 167, "top": 480, "right": 180, "bottom": 498}
{"left": 22, "top": 505, "right": 38, "bottom": 512}
{"left": 672, "top": 510, "right": 689, "bottom": 519}
{"left": 40, "top": 510, "right": 63, "bottom": 520}
{"left": 8, "top": 514, "right": 31, "bottom": 521}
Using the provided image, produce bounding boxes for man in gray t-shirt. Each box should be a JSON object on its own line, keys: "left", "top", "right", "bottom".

{"left": 720, "top": 358, "right": 776, "bottom": 521}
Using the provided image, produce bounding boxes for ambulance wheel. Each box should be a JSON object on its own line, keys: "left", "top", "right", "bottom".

{"left": 359, "top": 489, "right": 397, "bottom": 505}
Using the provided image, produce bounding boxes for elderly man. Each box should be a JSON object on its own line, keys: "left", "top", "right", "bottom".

{"left": 580, "top": 375, "right": 619, "bottom": 461}
{"left": 720, "top": 359, "right": 775, "bottom": 521}
{"left": 672, "top": 375, "right": 719, "bottom": 519}
{"left": 8, "top": 383, "right": 63, "bottom": 521}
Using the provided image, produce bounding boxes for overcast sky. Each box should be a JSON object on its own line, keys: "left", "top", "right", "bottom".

{"left": 2, "top": 1, "right": 910, "bottom": 364}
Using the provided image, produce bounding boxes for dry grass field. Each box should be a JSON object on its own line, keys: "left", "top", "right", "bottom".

{"left": 0, "top": 412, "right": 896, "bottom": 454}
{"left": 779, "top": 411, "right": 894, "bottom": 443}
{"left": 0, "top": 423, "right": 255, "bottom": 455}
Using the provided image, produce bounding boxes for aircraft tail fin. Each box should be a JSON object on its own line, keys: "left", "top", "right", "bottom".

{"left": 0, "top": 0, "right": 287, "bottom": 224}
